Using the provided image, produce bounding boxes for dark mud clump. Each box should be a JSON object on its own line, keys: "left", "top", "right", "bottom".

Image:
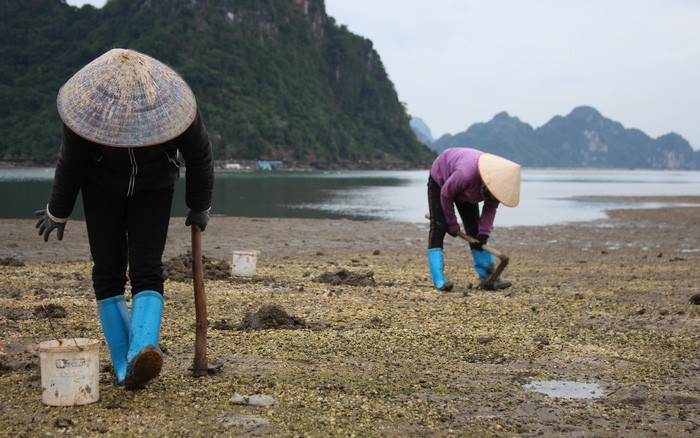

{"left": 314, "top": 269, "right": 376, "bottom": 286}
{"left": 0, "top": 341, "right": 39, "bottom": 374}
{"left": 236, "top": 304, "right": 308, "bottom": 330}
{"left": 0, "top": 257, "right": 24, "bottom": 267}
{"left": 163, "top": 252, "right": 230, "bottom": 282}
{"left": 0, "top": 356, "right": 34, "bottom": 375}
{"left": 0, "top": 357, "right": 12, "bottom": 373}
{"left": 32, "top": 303, "right": 67, "bottom": 319}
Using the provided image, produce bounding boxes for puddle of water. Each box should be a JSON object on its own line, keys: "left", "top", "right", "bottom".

{"left": 524, "top": 380, "right": 605, "bottom": 399}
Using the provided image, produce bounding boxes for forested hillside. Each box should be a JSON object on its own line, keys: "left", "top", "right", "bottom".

{"left": 0, "top": 0, "right": 434, "bottom": 167}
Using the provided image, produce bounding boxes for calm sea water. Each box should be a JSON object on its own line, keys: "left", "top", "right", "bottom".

{"left": 1, "top": 168, "right": 698, "bottom": 226}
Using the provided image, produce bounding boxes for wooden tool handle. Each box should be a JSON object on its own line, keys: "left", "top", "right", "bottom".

{"left": 425, "top": 213, "right": 508, "bottom": 261}
{"left": 455, "top": 231, "right": 508, "bottom": 262}
{"left": 191, "top": 224, "right": 208, "bottom": 372}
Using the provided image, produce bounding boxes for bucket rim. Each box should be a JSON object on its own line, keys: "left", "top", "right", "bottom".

{"left": 39, "top": 338, "right": 99, "bottom": 353}
{"left": 233, "top": 250, "right": 260, "bottom": 256}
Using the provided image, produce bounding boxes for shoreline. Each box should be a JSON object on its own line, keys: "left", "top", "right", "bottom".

{"left": 4, "top": 197, "right": 699, "bottom": 263}
{"left": 577, "top": 195, "right": 700, "bottom": 204}
{"left": 5, "top": 196, "right": 700, "bottom": 261}
{"left": 3, "top": 161, "right": 700, "bottom": 171}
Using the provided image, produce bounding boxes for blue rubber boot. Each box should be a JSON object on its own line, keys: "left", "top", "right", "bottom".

{"left": 428, "top": 248, "right": 454, "bottom": 291}
{"left": 125, "top": 290, "right": 164, "bottom": 390}
{"left": 97, "top": 295, "right": 130, "bottom": 385}
{"left": 472, "top": 249, "right": 511, "bottom": 290}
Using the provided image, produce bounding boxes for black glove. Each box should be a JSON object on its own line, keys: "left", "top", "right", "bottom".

{"left": 34, "top": 209, "right": 66, "bottom": 242}
{"left": 447, "top": 224, "right": 461, "bottom": 237}
{"left": 185, "top": 209, "right": 210, "bottom": 232}
{"left": 474, "top": 234, "right": 489, "bottom": 251}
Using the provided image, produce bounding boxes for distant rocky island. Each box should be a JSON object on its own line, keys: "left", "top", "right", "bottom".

{"left": 412, "top": 106, "right": 699, "bottom": 170}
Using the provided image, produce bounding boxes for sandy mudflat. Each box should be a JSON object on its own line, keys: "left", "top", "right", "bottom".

{"left": 1, "top": 197, "right": 699, "bottom": 436}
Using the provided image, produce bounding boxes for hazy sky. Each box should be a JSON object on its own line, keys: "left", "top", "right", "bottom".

{"left": 67, "top": 0, "right": 700, "bottom": 148}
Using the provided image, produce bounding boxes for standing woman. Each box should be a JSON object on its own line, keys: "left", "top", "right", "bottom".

{"left": 35, "top": 49, "right": 214, "bottom": 389}
{"left": 427, "top": 148, "right": 520, "bottom": 290}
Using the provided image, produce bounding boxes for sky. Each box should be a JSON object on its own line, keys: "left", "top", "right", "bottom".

{"left": 67, "top": 0, "right": 700, "bottom": 148}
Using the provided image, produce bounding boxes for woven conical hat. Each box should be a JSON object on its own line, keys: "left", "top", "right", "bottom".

{"left": 56, "top": 48, "right": 197, "bottom": 147}
{"left": 477, "top": 153, "right": 521, "bottom": 207}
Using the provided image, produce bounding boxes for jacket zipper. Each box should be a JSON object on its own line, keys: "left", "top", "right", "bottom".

{"left": 127, "top": 147, "right": 137, "bottom": 197}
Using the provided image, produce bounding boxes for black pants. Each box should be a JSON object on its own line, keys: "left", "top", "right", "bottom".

{"left": 82, "top": 182, "right": 174, "bottom": 301}
{"left": 428, "top": 176, "right": 479, "bottom": 249}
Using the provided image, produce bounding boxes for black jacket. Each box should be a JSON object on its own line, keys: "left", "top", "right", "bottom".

{"left": 48, "top": 111, "right": 214, "bottom": 219}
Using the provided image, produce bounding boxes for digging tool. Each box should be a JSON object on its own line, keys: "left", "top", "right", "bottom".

{"left": 190, "top": 224, "right": 222, "bottom": 377}
{"left": 424, "top": 213, "right": 509, "bottom": 289}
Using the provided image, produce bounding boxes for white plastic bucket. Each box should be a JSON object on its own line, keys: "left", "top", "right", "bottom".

{"left": 232, "top": 250, "right": 260, "bottom": 276}
{"left": 39, "top": 338, "right": 100, "bottom": 406}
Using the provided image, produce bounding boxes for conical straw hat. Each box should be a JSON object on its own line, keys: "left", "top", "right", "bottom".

{"left": 56, "top": 48, "right": 197, "bottom": 147}
{"left": 477, "top": 153, "right": 521, "bottom": 207}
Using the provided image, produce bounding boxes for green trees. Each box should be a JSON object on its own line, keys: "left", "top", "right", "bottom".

{"left": 0, "top": 0, "right": 433, "bottom": 167}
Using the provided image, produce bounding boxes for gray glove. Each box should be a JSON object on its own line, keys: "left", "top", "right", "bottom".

{"left": 185, "top": 209, "right": 210, "bottom": 231}
{"left": 35, "top": 209, "right": 66, "bottom": 242}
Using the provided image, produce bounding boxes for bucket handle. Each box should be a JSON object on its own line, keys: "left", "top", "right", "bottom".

{"left": 40, "top": 304, "right": 84, "bottom": 351}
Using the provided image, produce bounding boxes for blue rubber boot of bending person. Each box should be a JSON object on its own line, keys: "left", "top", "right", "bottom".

{"left": 472, "top": 249, "right": 495, "bottom": 282}
{"left": 125, "top": 290, "right": 164, "bottom": 390}
{"left": 97, "top": 295, "right": 130, "bottom": 385}
{"left": 428, "top": 248, "right": 454, "bottom": 291}
{"left": 472, "top": 249, "right": 511, "bottom": 290}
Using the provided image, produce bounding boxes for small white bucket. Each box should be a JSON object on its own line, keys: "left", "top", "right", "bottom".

{"left": 39, "top": 338, "right": 100, "bottom": 406}
{"left": 232, "top": 250, "right": 260, "bottom": 276}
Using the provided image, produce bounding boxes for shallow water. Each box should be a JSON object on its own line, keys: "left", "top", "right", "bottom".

{"left": 524, "top": 380, "right": 605, "bottom": 399}
{"left": 1, "top": 168, "right": 698, "bottom": 226}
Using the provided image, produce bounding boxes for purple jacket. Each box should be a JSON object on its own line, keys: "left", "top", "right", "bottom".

{"left": 430, "top": 148, "right": 498, "bottom": 236}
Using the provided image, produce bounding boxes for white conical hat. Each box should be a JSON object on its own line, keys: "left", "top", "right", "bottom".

{"left": 477, "top": 153, "right": 521, "bottom": 207}
{"left": 56, "top": 48, "right": 197, "bottom": 147}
